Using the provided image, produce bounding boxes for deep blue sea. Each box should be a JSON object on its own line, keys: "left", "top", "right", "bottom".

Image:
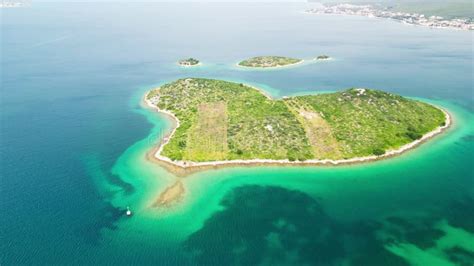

{"left": 1, "top": 2, "right": 473, "bottom": 265}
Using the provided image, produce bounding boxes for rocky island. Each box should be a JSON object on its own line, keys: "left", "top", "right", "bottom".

{"left": 316, "top": 55, "right": 330, "bottom": 60}
{"left": 238, "top": 56, "right": 303, "bottom": 68}
{"left": 146, "top": 78, "right": 449, "bottom": 171}
{"left": 178, "top": 58, "right": 200, "bottom": 66}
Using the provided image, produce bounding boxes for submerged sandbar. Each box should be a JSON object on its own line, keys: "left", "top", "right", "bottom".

{"left": 154, "top": 181, "right": 185, "bottom": 207}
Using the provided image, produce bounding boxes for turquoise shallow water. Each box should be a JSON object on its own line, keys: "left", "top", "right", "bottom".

{"left": 1, "top": 2, "right": 473, "bottom": 265}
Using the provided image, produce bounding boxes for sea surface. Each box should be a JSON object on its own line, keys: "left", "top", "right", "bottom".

{"left": 1, "top": 2, "right": 473, "bottom": 265}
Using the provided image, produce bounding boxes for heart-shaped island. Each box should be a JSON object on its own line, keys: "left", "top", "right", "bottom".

{"left": 145, "top": 78, "right": 449, "bottom": 172}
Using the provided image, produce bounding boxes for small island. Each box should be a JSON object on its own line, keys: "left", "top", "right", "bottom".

{"left": 146, "top": 78, "right": 449, "bottom": 171}
{"left": 178, "top": 58, "right": 200, "bottom": 66}
{"left": 316, "top": 55, "right": 330, "bottom": 60}
{"left": 238, "top": 56, "right": 302, "bottom": 68}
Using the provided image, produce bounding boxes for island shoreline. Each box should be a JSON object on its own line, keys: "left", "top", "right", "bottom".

{"left": 178, "top": 62, "right": 203, "bottom": 67}
{"left": 143, "top": 87, "right": 452, "bottom": 177}
{"left": 235, "top": 59, "right": 305, "bottom": 70}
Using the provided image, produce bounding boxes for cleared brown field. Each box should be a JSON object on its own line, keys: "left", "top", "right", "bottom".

{"left": 183, "top": 101, "right": 228, "bottom": 161}
{"left": 285, "top": 99, "right": 342, "bottom": 159}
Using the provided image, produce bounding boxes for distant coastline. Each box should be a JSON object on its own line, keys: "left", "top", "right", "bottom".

{"left": 143, "top": 87, "right": 451, "bottom": 176}
{"left": 306, "top": 4, "right": 473, "bottom": 31}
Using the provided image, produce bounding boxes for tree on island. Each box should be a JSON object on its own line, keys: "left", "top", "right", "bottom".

{"left": 179, "top": 58, "right": 200, "bottom": 66}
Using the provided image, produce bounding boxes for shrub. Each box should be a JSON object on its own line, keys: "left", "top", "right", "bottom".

{"left": 405, "top": 131, "right": 422, "bottom": 140}
{"left": 372, "top": 148, "right": 385, "bottom": 156}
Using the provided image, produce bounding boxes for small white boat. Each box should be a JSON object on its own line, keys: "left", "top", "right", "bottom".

{"left": 126, "top": 206, "right": 132, "bottom": 216}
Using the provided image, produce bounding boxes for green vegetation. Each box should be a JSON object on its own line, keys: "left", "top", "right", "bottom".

{"left": 148, "top": 79, "right": 446, "bottom": 162}
{"left": 184, "top": 102, "right": 228, "bottom": 161}
{"left": 238, "top": 56, "right": 302, "bottom": 68}
{"left": 178, "top": 58, "right": 200, "bottom": 66}
{"left": 149, "top": 78, "right": 312, "bottom": 161}
{"left": 389, "top": 1, "right": 474, "bottom": 19}
{"left": 295, "top": 88, "right": 445, "bottom": 158}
